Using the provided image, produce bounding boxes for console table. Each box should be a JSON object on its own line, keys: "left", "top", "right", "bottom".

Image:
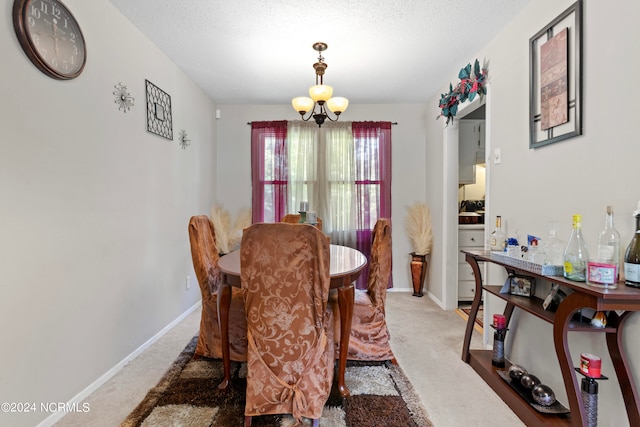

{"left": 461, "top": 249, "right": 640, "bottom": 427}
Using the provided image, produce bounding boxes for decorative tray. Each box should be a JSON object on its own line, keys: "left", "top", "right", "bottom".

{"left": 497, "top": 370, "right": 570, "bottom": 414}
{"left": 490, "top": 252, "right": 563, "bottom": 276}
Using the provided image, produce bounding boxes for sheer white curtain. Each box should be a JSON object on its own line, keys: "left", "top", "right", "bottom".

{"left": 287, "top": 122, "right": 318, "bottom": 217}
{"left": 286, "top": 121, "right": 356, "bottom": 247}
{"left": 320, "top": 122, "right": 356, "bottom": 247}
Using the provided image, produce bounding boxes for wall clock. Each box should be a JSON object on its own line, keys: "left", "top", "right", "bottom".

{"left": 12, "top": 0, "right": 86, "bottom": 80}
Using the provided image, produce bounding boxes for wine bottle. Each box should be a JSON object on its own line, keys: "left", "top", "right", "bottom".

{"left": 624, "top": 202, "right": 640, "bottom": 288}
{"left": 489, "top": 215, "right": 507, "bottom": 252}
{"left": 563, "top": 214, "right": 589, "bottom": 282}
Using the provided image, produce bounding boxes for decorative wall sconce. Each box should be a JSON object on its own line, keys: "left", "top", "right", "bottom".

{"left": 178, "top": 130, "right": 191, "bottom": 149}
{"left": 113, "top": 82, "right": 135, "bottom": 113}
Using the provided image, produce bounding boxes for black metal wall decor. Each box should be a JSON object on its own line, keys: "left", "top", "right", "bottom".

{"left": 145, "top": 79, "right": 173, "bottom": 140}
{"left": 529, "top": 0, "right": 583, "bottom": 149}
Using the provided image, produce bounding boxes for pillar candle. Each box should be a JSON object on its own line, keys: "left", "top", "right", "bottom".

{"left": 493, "top": 314, "right": 506, "bottom": 329}
{"left": 299, "top": 201, "right": 309, "bottom": 212}
{"left": 580, "top": 353, "right": 601, "bottom": 378}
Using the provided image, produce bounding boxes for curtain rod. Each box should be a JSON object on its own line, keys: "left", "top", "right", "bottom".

{"left": 246, "top": 121, "right": 398, "bottom": 125}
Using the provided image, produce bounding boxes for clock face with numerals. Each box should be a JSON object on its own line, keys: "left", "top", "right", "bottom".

{"left": 13, "top": 0, "right": 86, "bottom": 80}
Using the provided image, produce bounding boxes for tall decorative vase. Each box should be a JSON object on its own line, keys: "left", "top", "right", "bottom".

{"left": 410, "top": 252, "right": 428, "bottom": 297}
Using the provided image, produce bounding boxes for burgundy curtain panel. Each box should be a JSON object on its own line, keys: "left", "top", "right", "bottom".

{"left": 353, "top": 122, "right": 392, "bottom": 289}
{"left": 251, "top": 121, "right": 288, "bottom": 224}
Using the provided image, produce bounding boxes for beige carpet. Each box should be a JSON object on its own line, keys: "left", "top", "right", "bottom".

{"left": 121, "top": 336, "right": 432, "bottom": 427}
{"left": 54, "top": 293, "right": 524, "bottom": 427}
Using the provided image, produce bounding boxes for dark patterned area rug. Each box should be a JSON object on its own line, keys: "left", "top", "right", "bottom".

{"left": 121, "top": 336, "right": 432, "bottom": 427}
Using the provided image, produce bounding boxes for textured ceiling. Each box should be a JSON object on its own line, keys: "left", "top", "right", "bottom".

{"left": 107, "top": 0, "right": 530, "bottom": 105}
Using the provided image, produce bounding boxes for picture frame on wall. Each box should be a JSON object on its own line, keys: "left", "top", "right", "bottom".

{"left": 529, "top": 0, "right": 583, "bottom": 149}
{"left": 145, "top": 79, "right": 173, "bottom": 140}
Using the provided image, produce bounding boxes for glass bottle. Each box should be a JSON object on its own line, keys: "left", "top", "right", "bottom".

{"left": 624, "top": 202, "right": 640, "bottom": 288}
{"left": 543, "top": 221, "right": 564, "bottom": 266}
{"left": 489, "top": 215, "right": 507, "bottom": 252}
{"left": 563, "top": 214, "right": 589, "bottom": 282}
{"left": 589, "top": 206, "right": 620, "bottom": 287}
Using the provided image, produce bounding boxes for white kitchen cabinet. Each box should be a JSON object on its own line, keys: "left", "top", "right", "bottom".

{"left": 459, "top": 120, "right": 486, "bottom": 184}
{"left": 458, "top": 225, "right": 484, "bottom": 301}
{"left": 458, "top": 121, "right": 476, "bottom": 184}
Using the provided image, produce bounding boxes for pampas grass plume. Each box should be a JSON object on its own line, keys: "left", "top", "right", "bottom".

{"left": 404, "top": 203, "right": 433, "bottom": 256}
{"left": 210, "top": 205, "right": 251, "bottom": 254}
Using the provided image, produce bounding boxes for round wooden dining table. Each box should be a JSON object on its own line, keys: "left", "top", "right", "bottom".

{"left": 216, "top": 244, "right": 367, "bottom": 398}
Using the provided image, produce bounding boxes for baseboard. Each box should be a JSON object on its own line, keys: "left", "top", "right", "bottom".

{"left": 426, "top": 291, "right": 446, "bottom": 309}
{"left": 387, "top": 287, "right": 412, "bottom": 292}
{"left": 35, "top": 301, "right": 202, "bottom": 427}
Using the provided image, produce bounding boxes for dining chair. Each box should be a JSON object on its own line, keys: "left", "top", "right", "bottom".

{"left": 332, "top": 218, "right": 396, "bottom": 362}
{"left": 281, "top": 213, "right": 323, "bottom": 231}
{"left": 241, "top": 223, "right": 333, "bottom": 427}
{"left": 188, "top": 215, "right": 247, "bottom": 361}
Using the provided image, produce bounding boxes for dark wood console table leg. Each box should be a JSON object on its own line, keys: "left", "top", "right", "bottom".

{"left": 462, "top": 253, "right": 484, "bottom": 362}
{"left": 553, "top": 292, "right": 595, "bottom": 427}
{"left": 606, "top": 311, "right": 640, "bottom": 426}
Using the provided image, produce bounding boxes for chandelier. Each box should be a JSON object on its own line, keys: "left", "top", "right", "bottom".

{"left": 291, "top": 42, "right": 349, "bottom": 127}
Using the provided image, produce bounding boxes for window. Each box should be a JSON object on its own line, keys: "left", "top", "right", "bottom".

{"left": 251, "top": 121, "right": 392, "bottom": 288}
{"left": 250, "top": 121, "right": 287, "bottom": 224}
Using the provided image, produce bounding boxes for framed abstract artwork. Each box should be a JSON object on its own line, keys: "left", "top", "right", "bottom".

{"left": 145, "top": 79, "right": 173, "bottom": 140}
{"left": 529, "top": 0, "right": 582, "bottom": 149}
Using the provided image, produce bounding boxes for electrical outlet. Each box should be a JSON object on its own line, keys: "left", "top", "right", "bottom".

{"left": 494, "top": 148, "right": 501, "bottom": 164}
{"left": 185, "top": 275, "right": 191, "bottom": 290}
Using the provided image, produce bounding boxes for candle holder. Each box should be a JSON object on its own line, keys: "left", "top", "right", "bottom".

{"left": 574, "top": 368, "right": 608, "bottom": 427}
{"left": 491, "top": 325, "right": 508, "bottom": 368}
{"left": 298, "top": 211, "right": 307, "bottom": 224}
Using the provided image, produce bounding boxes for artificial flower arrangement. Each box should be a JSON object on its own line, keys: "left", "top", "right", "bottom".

{"left": 437, "top": 59, "right": 488, "bottom": 124}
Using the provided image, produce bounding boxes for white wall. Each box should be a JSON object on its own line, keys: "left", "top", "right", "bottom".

{"left": 0, "top": 1, "right": 217, "bottom": 426}
{"left": 424, "top": 0, "right": 640, "bottom": 424}
{"left": 3, "top": 0, "right": 638, "bottom": 424}
{"left": 215, "top": 104, "right": 430, "bottom": 293}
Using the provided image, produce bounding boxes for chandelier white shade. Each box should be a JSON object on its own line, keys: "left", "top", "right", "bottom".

{"left": 292, "top": 42, "right": 348, "bottom": 127}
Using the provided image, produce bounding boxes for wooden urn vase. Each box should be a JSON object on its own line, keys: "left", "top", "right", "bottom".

{"left": 410, "top": 252, "right": 428, "bottom": 297}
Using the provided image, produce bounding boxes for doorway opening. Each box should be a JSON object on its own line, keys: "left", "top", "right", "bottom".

{"left": 442, "top": 96, "right": 489, "bottom": 311}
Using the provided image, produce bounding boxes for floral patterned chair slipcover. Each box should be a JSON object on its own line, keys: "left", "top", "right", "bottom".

{"left": 331, "top": 218, "right": 396, "bottom": 362}
{"left": 241, "top": 223, "right": 333, "bottom": 426}
{"left": 188, "top": 215, "right": 247, "bottom": 361}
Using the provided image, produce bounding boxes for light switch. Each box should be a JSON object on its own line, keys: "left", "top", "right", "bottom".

{"left": 494, "top": 148, "right": 501, "bottom": 164}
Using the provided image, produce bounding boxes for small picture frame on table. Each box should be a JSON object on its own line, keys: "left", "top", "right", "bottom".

{"left": 510, "top": 274, "right": 536, "bottom": 297}
{"left": 543, "top": 284, "right": 568, "bottom": 311}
